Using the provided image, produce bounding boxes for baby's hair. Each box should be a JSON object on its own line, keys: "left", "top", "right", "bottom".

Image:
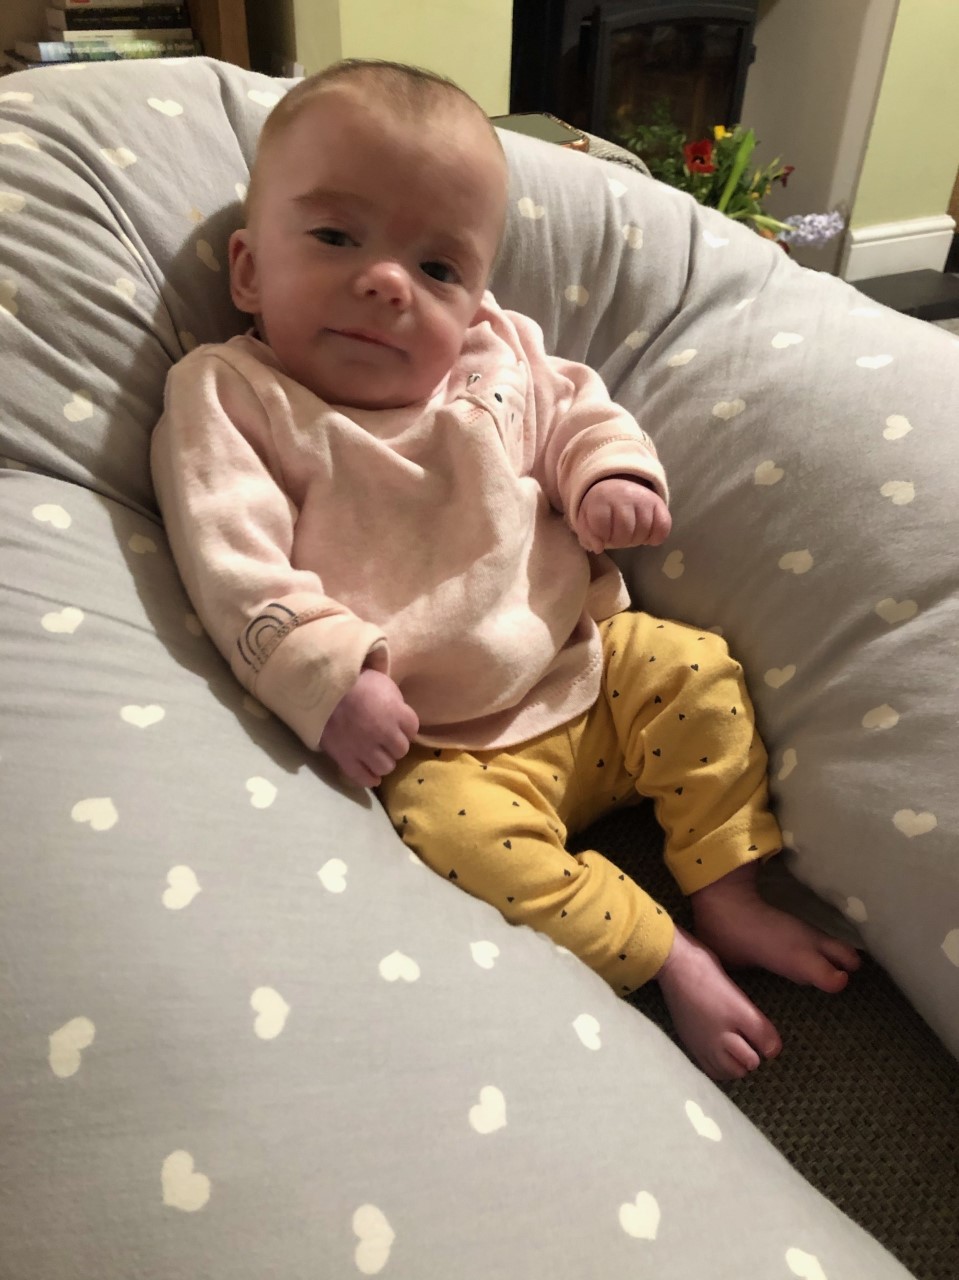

{"left": 244, "top": 58, "right": 505, "bottom": 222}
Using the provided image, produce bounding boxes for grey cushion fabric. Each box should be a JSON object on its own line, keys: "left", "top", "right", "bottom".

{"left": 492, "top": 138, "right": 959, "bottom": 1061}
{"left": 0, "top": 56, "right": 939, "bottom": 1279}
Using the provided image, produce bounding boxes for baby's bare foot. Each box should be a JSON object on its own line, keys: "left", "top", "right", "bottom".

{"left": 691, "top": 864, "right": 862, "bottom": 993}
{"left": 655, "top": 928, "right": 782, "bottom": 1081}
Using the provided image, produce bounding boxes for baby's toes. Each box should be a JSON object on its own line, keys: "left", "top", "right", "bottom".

{"left": 822, "top": 936, "right": 862, "bottom": 973}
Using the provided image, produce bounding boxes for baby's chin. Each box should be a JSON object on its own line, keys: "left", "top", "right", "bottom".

{"left": 301, "top": 367, "right": 447, "bottom": 412}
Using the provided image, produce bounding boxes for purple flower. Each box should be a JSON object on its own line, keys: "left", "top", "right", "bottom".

{"left": 779, "top": 211, "right": 845, "bottom": 247}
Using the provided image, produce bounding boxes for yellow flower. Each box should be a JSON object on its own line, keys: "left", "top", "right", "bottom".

{"left": 713, "top": 125, "right": 730, "bottom": 141}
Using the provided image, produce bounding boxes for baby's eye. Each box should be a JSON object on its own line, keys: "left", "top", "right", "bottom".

{"left": 311, "top": 227, "right": 354, "bottom": 247}
{"left": 421, "top": 261, "right": 459, "bottom": 284}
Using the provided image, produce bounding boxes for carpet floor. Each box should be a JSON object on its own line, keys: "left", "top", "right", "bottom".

{"left": 570, "top": 803, "right": 959, "bottom": 1280}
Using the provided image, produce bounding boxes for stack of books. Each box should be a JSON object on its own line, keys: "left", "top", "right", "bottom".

{"left": 4, "top": 0, "right": 201, "bottom": 72}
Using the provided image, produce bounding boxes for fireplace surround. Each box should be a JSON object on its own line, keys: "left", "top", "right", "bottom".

{"left": 510, "top": 0, "right": 759, "bottom": 146}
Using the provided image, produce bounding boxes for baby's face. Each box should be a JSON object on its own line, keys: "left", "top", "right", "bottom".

{"left": 230, "top": 86, "right": 507, "bottom": 409}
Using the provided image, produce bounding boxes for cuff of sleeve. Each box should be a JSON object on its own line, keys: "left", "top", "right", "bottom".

{"left": 245, "top": 616, "right": 389, "bottom": 750}
{"left": 566, "top": 442, "right": 669, "bottom": 528}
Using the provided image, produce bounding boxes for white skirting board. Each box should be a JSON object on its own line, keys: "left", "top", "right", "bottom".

{"left": 840, "top": 214, "right": 957, "bottom": 282}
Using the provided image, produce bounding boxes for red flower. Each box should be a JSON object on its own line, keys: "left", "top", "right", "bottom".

{"left": 780, "top": 165, "right": 795, "bottom": 187}
{"left": 683, "top": 139, "right": 715, "bottom": 174}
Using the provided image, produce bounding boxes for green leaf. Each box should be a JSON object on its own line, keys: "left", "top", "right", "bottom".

{"left": 717, "top": 128, "right": 756, "bottom": 213}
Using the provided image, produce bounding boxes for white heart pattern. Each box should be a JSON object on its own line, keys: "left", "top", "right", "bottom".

{"left": 844, "top": 897, "right": 868, "bottom": 924}
{"left": 42, "top": 605, "right": 84, "bottom": 634}
{"left": 662, "top": 549, "right": 685, "bottom": 580}
{"left": 147, "top": 97, "right": 184, "bottom": 117}
{"left": 777, "top": 747, "right": 798, "bottom": 780}
{"left": 318, "top": 857, "right": 348, "bottom": 893}
{"left": 71, "top": 796, "right": 118, "bottom": 831}
{"left": 565, "top": 284, "right": 589, "bottom": 306}
{"left": 764, "top": 665, "right": 796, "bottom": 689}
{"left": 113, "top": 276, "right": 136, "bottom": 301}
{"left": 623, "top": 329, "right": 649, "bottom": 350}
{"left": 379, "top": 950, "right": 420, "bottom": 982}
{"left": 0, "top": 190, "right": 26, "bottom": 214}
{"left": 772, "top": 331, "right": 803, "bottom": 349}
{"left": 100, "top": 146, "right": 137, "bottom": 169}
{"left": 0, "top": 131, "right": 39, "bottom": 151}
{"left": 622, "top": 223, "right": 644, "bottom": 249}
{"left": 754, "top": 459, "right": 784, "bottom": 486}
{"left": 353, "top": 1203, "right": 395, "bottom": 1276}
{"left": 48, "top": 1016, "right": 95, "bottom": 1078}
{"left": 874, "top": 597, "right": 918, "bottom": 625}
{"left": 517, "top": 195, "right": 545, "bottom": 220}
{"left": 619, "top": 1190, "right": 660, "bottom": 1240}
{"left": 246, "top": 776, "right": 277, "bottom": 809}
{"left": 470, "top": 940, "right": 499, "bottom": 970}
{"left": 161, "top": 1150, "right": 211, "bottom": 1212}
{"left": 128, "top": 533, "right": 157, "bottom": 555}
{"left": 785, "top": 1247, "right": 828, "bottom": 1280}
{"left": 196, "top": 239, "right": 221, "bottom": 272}
{"left": 0, "top": 278, "right": 18, "bottom": 316}
{"left": 607, "top": 177, "right": 627, "bottom": 198}
{"left": 880, "top": 479, "right": 915, "bottom": 505}
{"left": 883, "top": 414, "right": 912, "bottom": 440}
{"left": 702, "top": 230, "right": 728, "bottom": 248}
{"left": 712, "top": 399, "right": 745, "bottom": 420}
{"left": 667, "top": 348, "right": 697, "bottom": 367}
{"left": 892, "top": 809, "right": 937, "bottom": 838}
{"left": 779, "top": 549, "right": 813, "bottom": 575}
{"left": 121, "top": 703, "right": 165, "bottom": 728}
{"left": 162, "top": 865, "right": 201, "bottom": 910}
{"left": 572, "top": 1013, "right": 602, "bottom": 1050}
{"left": 32, "top": 503, "right": 71, "bottom": 529}
{"left": 248, "top": 88, "right": 281, "bottom": 108}
{"left": 63, "top": 391, "right": 93, "bottom": 422}
{"left": 250, "top": 986, "right": 290, "bottom": 1039}
{"left": 684, "top": 1099, "right": 722, "bottom": 1141}
{"left": 862, "top": 704, "right": 899, "bottom": 731}
{"left": 856, "top": 354, "right": 893, "bottom": 369}
{"left": 941, "top": 929, "right": 959, "bottom": 967}
{"left": 469, "top": 1085, "right": 507, "bottom": 1134}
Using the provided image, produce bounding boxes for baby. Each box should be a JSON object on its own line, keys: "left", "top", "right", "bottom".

{"left": 151, "top": 58, "right": 860, "bottom": 1080}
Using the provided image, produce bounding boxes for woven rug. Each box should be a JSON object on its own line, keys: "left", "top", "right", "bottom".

{"left": 570, "top": 803, "right": 959, "bottom": 1280}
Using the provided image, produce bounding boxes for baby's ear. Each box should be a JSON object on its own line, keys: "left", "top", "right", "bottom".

{"left": 228, "top": 228, "right": 260, "bottom": 314}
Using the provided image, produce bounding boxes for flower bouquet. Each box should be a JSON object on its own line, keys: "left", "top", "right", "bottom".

{"left": 613, "top": 106, "right": 844, "bottom": 249}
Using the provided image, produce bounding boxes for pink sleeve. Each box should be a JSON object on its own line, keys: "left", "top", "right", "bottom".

{"left": 505, "top": 310, "right": 669, "bottom": 533}
{"left": 150, "top": 351, "right": 388, "bottom": 750}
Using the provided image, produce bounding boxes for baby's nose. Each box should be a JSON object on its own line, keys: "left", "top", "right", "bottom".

{"left": 359, "top": 259, "right": 411, "bottom": 308}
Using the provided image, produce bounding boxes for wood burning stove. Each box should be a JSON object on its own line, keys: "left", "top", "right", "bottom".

{"left": 510, "top": 0, "right": 759, "bottom": 145}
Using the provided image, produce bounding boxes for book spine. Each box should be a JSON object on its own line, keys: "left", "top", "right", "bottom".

{"left": 49, "top": 0, "right": 185, "bottom": 9}
{"left": 19, "top": 37, "right": 199, "bottom": 60}
{"left": 47, "top": 8, "right": 189, "bottom": 30}
{"left": 51, "top": 26, "right": 194, "bottom": 41}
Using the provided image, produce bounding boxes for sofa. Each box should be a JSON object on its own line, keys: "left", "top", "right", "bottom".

{"left": 1, "top": 56, "right": 957, "bottom": 1280}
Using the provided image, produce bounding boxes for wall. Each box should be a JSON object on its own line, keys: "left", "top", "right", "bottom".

{"left": 850, "top": 0, "right": 959, "bottom": 227}
{"left": 739, "top": 0, "right": 899, "bottom": 274}
{"left": 244, "top": 0, "right": 512, "bottom": 115}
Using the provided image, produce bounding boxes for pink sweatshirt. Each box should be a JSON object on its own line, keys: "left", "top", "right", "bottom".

{"left": 150, "top": 294, "right": 668, "bottom": 751}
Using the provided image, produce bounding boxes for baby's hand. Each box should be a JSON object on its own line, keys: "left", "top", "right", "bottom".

{"left": 577, "top": 477, "right": 672, "bottom": 554}
{"left": 320, "top": 668, "right": 419, "bottom": 789}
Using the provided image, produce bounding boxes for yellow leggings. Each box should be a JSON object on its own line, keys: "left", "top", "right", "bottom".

{"left": 379, "top": 611, "right": 782, "bottom": 994}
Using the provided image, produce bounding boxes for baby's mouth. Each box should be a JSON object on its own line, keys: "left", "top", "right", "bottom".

{"left": 332, "top": 328, "right": 401, "bottom": 351}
